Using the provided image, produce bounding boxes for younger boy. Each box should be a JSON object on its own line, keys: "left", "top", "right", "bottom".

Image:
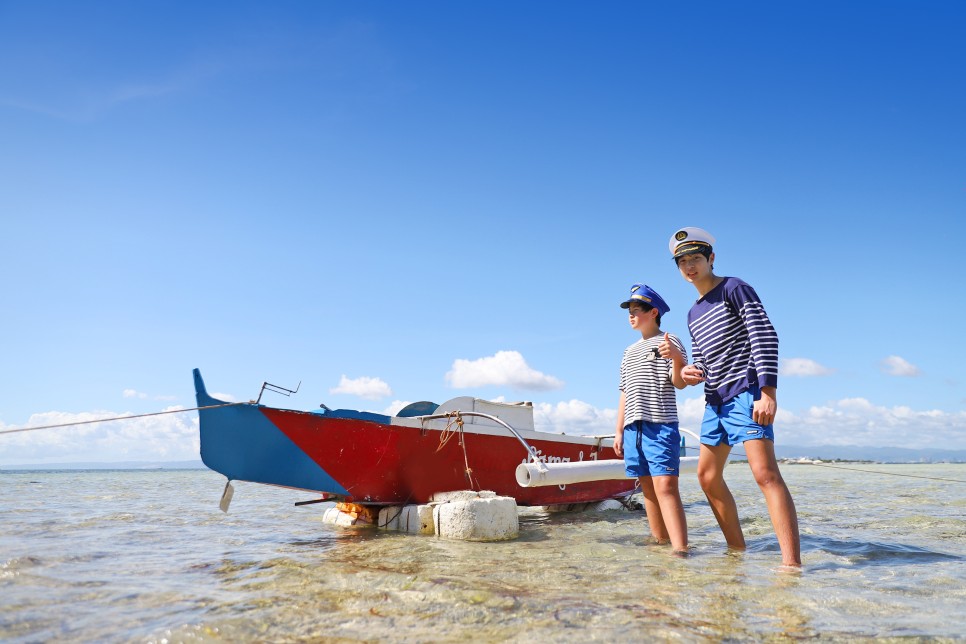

{"left": 613, "top": 283, "right": 689, "bottom": 553}
{"left": 669, "top": 226, "right": 801, "bottom": 567}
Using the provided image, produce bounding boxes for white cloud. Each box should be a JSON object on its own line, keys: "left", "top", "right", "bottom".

{"left": 446, "top": 351, "right": 564, "bottom": 391}
{"left": 380, "top": 400, "right": 412, "bottom": 416}
{"left": 777, "top": 397, "right": 965, "bottom": 449}
{"left": 524, "top": 393, "right": 966, "bottom": 451}
{"left": 677, "top": 395, "right": 708, "bottom": 429}
{"left": 781, "top": 358, "right": 834, "bottom": 377}
{"left": 533, "top": 400, "right": 617, "bottom": 436}
{"left": 880, "top": 355, "right": 921, "bottom": 377}
{"left": 0, "top": 408, "right": 200, "bottom": 465}
{"left": 330, "top": 375, "right": 392, "bottom": 400}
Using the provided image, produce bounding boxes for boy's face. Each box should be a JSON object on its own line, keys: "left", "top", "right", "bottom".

{"left": 628, "top": 303, "right": 656, "bottom": 330}
{"left": 676, "top": 252, "right": 714, "bottom": 283}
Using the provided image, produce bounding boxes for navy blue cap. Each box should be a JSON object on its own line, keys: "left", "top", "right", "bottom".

{"left": 619, "top": 283, "right": 670, "bottom": 315}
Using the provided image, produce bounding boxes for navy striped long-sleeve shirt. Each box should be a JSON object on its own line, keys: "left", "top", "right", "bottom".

{"left": 687, "top": 277, "right": 778, "bottom": 406}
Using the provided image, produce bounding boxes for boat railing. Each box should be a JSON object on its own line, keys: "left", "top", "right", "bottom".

{"left": 419, "top": 411, "right": 548, "bottom": 472}
{"left": 417, "top": 414, "right": 707, "bottom": 475}
{"left": 680, "top": 427, "right": 700, "bottom": 443}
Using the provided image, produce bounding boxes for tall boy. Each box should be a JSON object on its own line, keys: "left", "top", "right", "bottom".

{"left": 613, "top": 283, "right": 689, "bottom": 553}
{"left": 669, "top": 227, "right": 801, "bottom": 566}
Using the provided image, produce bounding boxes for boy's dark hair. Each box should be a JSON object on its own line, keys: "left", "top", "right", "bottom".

{"left": 674, "top": 246, "right": 712, "bottom": 266}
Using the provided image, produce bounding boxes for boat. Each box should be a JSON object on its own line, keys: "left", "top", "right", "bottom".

{"left": 194, "top": 369, "right": 696, "bottom": 508}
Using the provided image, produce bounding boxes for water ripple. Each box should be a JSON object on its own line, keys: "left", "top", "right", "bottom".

{"left": 2, "top": 466, "right": 965, "bottom": 642}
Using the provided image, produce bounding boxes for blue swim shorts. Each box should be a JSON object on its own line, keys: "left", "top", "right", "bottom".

{"left": 701, "top": 387, "right": 775, "bottom": 447}
{"left": 623, "top": 420, "right": 681, "bottom": 477}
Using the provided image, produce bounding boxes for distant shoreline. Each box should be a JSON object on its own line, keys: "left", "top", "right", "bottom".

{"left": 3, "top": 456, "right": 964, "bottom": 471}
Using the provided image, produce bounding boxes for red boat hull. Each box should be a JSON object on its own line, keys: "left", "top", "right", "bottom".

{"left": 263, "top": 408, "right": 636, "bottom": 505}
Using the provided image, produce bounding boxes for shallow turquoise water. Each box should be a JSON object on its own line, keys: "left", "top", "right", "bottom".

{"left": 2, "top": 464, "right": 964, "bottom": 642}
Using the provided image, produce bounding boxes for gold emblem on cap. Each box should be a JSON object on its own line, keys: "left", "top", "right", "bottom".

{"left": 631, "top": 285, "right": 640, "bottom": 293}
{"left": 675, "top": 230, "right": 688, "bottom": 241}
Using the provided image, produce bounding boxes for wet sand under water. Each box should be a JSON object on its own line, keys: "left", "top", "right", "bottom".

{"left": 2, "top": 464, "right": 965, "bottom": 641}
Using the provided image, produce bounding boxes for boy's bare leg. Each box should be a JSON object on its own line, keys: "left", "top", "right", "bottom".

{"left": 743, "top": 439, "right": 802, "bottom": 566}
{"left": 653, "top": 475, "right": 688, "bottom": 552}
{"left": 697, "top": 443, "right": 746, "bottom": 550}
{"left": 638, "top": 476, "right": 669, "bottom": 543}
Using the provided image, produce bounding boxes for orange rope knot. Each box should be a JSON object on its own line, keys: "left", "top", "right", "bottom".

{"left": 434, "top": 412, "right": 478, "bottom": 490}
{"left": 436, "top": 411, "right": 464, "bottom": 452}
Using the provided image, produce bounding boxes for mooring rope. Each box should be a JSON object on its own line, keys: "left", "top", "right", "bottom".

{"left": 794, "top": 461, "right": 966, "bottom": 484}
{"left": 436, "top": 411, "right": 478, "bottom": 490}
{"left": 436, "top": 411, "right": 464, "bottom": 452}
{"left": 0, "top": 403, "right": 245, "bottom": 435}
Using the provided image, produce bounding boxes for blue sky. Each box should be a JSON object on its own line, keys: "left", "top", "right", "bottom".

{"left": 1, "top": 1, "right": 964, "bottom": 464}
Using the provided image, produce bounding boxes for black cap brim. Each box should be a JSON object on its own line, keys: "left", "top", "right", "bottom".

{"left": 672, "top": 241, "right": 712, "bottom": 260}
{"left": 620, "top": 300, "right": 652, "bottom": 309}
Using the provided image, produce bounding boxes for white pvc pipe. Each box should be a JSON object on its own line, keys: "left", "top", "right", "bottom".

{"left": 515, "top": 459, "right": 629, "bottom": 488}
{"left": 516, "top": 456, "right": 699, "bottom": 487}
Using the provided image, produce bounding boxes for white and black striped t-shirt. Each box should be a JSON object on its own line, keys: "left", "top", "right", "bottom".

{"left": 688, "top": 276, "right": 779, "bottom": 406}
{"left": 619, "top": 333, "right": 686, "bottom": 425}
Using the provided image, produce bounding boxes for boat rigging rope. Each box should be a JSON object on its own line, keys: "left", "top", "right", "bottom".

{"left": 793, "top": 460, "right": 966, "bottom": 484}
{"left": 0, "top": 403, "right": 245, "bottom": 435}
{"left": 436, "top": 411, "right": 479, "bottom": 490}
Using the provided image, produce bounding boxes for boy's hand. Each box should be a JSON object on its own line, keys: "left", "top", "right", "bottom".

{"left": 658, "top": 332, "right": 682, "bottom": 361}
{"left": 613, "top": 432, "right": 623, "bottom": 457}
{"left": 753, "top": 386, "right": 777, "bottom": 426}
{"left": 681, "top": 365, "right": 705, "bottom": 385}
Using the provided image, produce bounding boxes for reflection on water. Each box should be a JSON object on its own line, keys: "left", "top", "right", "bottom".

{"left": 1, "top": 465, "right": 965, "bottom": 641}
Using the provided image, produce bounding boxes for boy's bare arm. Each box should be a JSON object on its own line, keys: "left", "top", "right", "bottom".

{"left": 659, "top": 332, "right": 688, "bottom": 389}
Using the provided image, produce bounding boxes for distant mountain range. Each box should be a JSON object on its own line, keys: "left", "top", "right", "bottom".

{"left": 3, "top": 446, "right": 966, "bottom": 471}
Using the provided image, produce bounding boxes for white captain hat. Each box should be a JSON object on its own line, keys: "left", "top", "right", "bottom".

{"left": 669, "top": 227, "right": 715, "bottom": 261}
